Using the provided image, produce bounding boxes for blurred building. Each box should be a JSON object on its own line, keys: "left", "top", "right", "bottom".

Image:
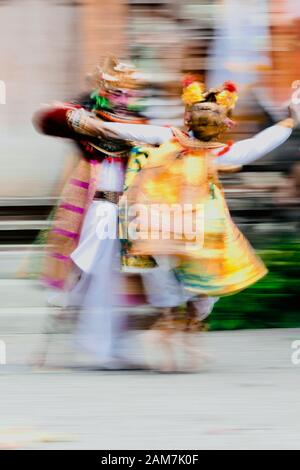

{"left": 0, "top": 0, "right": 299, "bottom": 248}
{"left": 0, "top": 0, "right": 127, "bottom": 198}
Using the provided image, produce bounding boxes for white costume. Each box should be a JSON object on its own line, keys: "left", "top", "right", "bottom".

{"left": 70, "top": 159, "right": 126, "bottom": 364}
{"left": 48, "top": 159, "right": 128, "bottom": 365}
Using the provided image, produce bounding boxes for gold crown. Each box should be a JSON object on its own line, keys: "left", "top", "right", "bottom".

{"left": 94, "top": 56, "right": 143, "bottom": 91}
{"left": 182, "top": 76, "right": 238, "bottom": 111}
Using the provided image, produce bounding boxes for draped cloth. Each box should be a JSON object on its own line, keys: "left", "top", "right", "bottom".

{"left": 41, "top": 159, "right": 101, "bottom": 290}
{"left": 120, "top": 133, "right": 267, "bottom": 297}
{"left": 41, "top": 157, "right": 145, "bottom": 302}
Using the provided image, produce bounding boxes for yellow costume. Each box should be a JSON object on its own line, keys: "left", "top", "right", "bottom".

{"left": 120, "top": 129, "right": 267, "bottom": 297}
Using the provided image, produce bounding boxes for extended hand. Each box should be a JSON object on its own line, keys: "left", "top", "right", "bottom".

{"left": 289, "top": 97, "right": 300, "bottom": 126}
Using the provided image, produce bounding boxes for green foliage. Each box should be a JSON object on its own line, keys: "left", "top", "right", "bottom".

{"left": 207, "top": 236, "right": 300, "bottom": 330}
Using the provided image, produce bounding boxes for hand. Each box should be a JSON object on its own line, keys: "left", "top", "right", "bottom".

{"left": 290, "top": 80, "right": 300, "bottom": 124}
{"left": 289, "top": 99, "right": 300, "bottom": 126}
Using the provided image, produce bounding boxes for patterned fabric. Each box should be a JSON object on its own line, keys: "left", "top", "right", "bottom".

{"left": 41, "top": 159, "right": 100, "bottom": 289}
{"left": 120, "top": 146, "right": 158, "bottom": 271}
{"left": 121, "top": 133, "right": 267, "bottom": 297}
{"left": 123, "top": 146, "right": 150, "bottom": 192}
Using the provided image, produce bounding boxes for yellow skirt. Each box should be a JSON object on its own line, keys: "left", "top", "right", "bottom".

{"left": 175, "top": 186, "right": 267, "bottom": 296}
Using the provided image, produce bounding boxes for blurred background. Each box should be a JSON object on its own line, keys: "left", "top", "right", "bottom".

{"left": 0, "top": 0, "right": 299, "bottom": 330}
{"left": 0, "top": 0, "right": 300, "bottom": 452}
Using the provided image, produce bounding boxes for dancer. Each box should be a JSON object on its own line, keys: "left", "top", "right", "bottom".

{"left": 66, "top": 77, "right": 298, "bottom": 370}
{"left": 33, "top": 57, "right": 151, "bottom": 368}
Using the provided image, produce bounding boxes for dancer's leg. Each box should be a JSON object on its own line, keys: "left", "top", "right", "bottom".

{"left": 182, "top": 297, "right": 219, "bottom": 371}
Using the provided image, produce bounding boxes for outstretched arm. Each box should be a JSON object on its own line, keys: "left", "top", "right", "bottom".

{"left": 216, "top": 118, "right": 294, "bottom": 167}
{"left": 33, "top": 103, "right": 83, "bottom": 138}
{"left": 66, "top": 108, "right": 173, "bottom": 145}
{"left": 94, "top": 121, "right": 173, "bottom": 145}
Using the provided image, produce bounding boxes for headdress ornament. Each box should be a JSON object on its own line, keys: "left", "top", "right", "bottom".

{"left": 89, "top": 56, "right": 147, "bottom": 124}
{"left": 94, "top": 56, "right": 144, "bottom": 91}
{"left": 182, "top": 76, "right": 238, "bottom": 111}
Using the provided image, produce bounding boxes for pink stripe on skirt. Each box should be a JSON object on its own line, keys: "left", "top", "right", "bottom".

{"left": 53, "top": 227, "right": 79, "bottom": 240}
{"left": 70, "top": 178, "right": 89, "bottom": 189}
{"left": 42, "top": 276, "right": 65, "bottom": 290}
{"left": 60, "top": 202, "right": 85, "bottom": 214}
{"left": 50, "top": 252, "right": 70, "bottom": 261}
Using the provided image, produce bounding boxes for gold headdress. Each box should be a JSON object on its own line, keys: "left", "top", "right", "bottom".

{"left": 89, "top": 56, "right": 148, "bottom": 124}
{"left": 94, "top": 56, "right": 144, "bottom": 91}
{"left": 182, "top": 75, "right": 238, "bottom": 111}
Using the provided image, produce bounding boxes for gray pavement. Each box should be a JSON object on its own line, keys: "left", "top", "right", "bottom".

{"left": 0, "top": 322, "right": 299, "bottom": 450}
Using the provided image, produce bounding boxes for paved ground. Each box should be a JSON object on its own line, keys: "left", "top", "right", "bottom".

{"left": 0, "top": 320, "right": 299, "bottom": 450}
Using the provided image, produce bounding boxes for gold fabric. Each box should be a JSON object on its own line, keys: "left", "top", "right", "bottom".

{"left": 121, "top": 134, "right": 267, "bottom": 297}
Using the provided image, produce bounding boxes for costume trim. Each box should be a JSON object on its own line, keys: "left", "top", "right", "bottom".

{"left": 70, "top": 178, "right": 90, "bottom": 189}
{"left": 88, "top": 142, "right": 130, "bottom": 157}
{"left": 53, "top": 228, "right": 79, "bottom": 240}
{"left": 60, "top": 202, "right": 85, "bottom": 215}
{"left": 41, "top": 276, "right": 65, "bottom": 290}
{"left": 279, "top": 118, "right": 295, "bottom": 129}
{"left": 50, "top": 252, "right": 70, "bottom": 261}
{"left": 96, "top": 109, "right": 148, "bottom": 124}
{"left": 171, "top": 127, "right": 224, "bottom": 150}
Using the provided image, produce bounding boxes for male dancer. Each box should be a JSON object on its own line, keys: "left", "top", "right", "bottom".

{"left": 34, "top": 57, "right": 151, "bottom": 368}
